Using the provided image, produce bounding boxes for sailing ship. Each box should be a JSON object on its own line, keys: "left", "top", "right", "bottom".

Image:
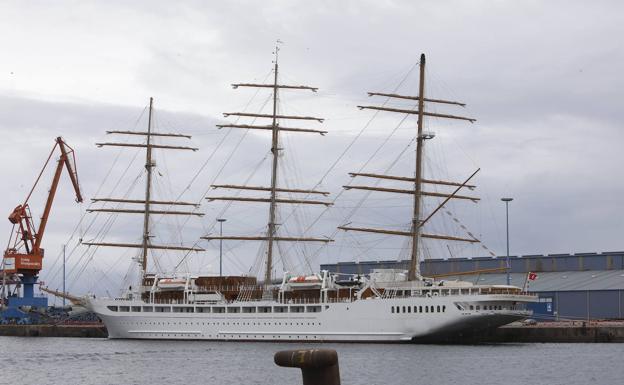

{"left": 85, "top": 50, "right": 537, "bottom": 342}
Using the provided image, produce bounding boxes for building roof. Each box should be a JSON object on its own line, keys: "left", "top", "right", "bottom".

{"left": 440, "top": 270, "right": 624, "bottom": 291}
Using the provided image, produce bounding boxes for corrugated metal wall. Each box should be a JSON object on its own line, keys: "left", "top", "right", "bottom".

{"left": 532, "top": 290, "right": 624, "bottom": 320}
{"left": 322, "top": 252, "right": 624, "bottom": 276}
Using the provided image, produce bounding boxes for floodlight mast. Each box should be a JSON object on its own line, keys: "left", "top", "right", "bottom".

{"left": 501, "top": 197, "right": 514, "bottom": 285}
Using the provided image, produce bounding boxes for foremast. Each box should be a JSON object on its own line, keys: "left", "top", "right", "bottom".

{"left": 203, "top": 43, "right": 332, "bottom": 286}
{"left": 84, "top": 98, "right": 204, "bottom": 284}
{"left": 339, "top": 53, "right": 479, "bottom": 281}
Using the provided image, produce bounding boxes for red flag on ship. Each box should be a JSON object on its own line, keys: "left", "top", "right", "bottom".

{"left": 528, "top": 272, "right": 538, "bottom": 281}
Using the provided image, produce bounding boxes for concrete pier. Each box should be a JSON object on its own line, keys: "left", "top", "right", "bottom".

{"left": 0, "top": 324, "right": 107, "bottom": 338}
{"left": 487, "top": 321, "right": 624, "bottom": 343}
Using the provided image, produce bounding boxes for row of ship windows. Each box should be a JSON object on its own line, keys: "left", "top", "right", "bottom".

{"left": 471, "top": 305, "right": 503, "bottom": 311}
{"left": 107, "top": 305, "right": 323, "bottom": 314}
{"left": 391, "top": 305, "right": 447, "bottom": 314}
{"left": 119, "top": 321, "right": 321, "bottom": 327}
{"left": 142, "top": 334, "right": 320, "bottom": 340}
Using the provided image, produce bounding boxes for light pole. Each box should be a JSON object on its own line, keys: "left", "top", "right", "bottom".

{"left": 501, "top": 198, "right": 513, "bottom": 285}
{"left": 62, "top": 244, "right": 66, "bottom": 307}
{"left": 217, "top": 218, "right": 226, "bottom": 277}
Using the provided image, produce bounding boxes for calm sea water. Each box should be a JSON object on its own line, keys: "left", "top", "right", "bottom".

{"left": 0, "top": 338, "right": 621, "bottom": 385}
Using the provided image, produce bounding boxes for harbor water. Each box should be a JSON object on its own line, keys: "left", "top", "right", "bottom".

{"left": 0, "top": 338, "right": 621, "bottom": 385}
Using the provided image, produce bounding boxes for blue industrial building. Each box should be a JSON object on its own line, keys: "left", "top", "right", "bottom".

{"left": 321, "top": 251, "right": 624, "bottom": 321}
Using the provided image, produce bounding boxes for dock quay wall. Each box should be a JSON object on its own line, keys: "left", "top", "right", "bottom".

{"left": 0, "top": 324, "right": 107, "bottom": 338}
{"left": 485, "top": 322, "right": 624, "bottom": 343}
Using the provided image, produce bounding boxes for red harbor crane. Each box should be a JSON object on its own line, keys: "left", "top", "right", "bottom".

{"left": 1, "top": 137, "right": 82, "bottom": 318}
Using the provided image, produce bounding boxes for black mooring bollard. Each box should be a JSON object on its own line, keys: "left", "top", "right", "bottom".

{"left": 274, "top": 349, "right": 341, "bottom": 385}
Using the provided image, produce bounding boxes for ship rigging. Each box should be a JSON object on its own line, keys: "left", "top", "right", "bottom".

{"left": 82, "top": 97, "right": 204, "bottom": 285}
{"left": 203, "top": 43, "right": 332, "bottom": 286}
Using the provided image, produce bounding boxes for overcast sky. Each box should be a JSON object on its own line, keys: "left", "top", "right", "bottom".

{"left": 0, "top": 1, "right": 622, "bottom": 297}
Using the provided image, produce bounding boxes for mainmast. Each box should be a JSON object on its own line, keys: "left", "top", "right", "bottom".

{"left": 339, "top": 53, "right": 479, "bottom": 281}
{"left": 84, "top": 98, "right": 205, "bottom": 280}
{"left": 203, "top": 43, "right": 332, "bottom": 285}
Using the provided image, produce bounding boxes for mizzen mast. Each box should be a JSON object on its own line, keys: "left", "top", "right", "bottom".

{"left": 411, "top": 53, "right": 427, "bottom": 282}
{"left": 267, "top": 52, "right": 282, "bottom": 286}
{"left": 84, "top": 97, "right": 204, "bottom": 280}
{"left": 339, "top": 53, "right": 478, "bottom": 281}
{"left": 142, "top": 97, "right": 155, "bottom": 273}
{"left": 203, "top": 43, "right": 331, "bottom": 285}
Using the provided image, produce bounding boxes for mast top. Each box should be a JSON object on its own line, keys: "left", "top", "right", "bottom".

{"left": 273, "top": 39, "right": 283, "bottom": 65}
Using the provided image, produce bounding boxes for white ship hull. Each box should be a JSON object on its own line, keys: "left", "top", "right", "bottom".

{"left": 88, "top": 293, "right": 533, "bottom": 342}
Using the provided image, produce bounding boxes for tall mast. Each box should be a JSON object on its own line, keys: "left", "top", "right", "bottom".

{"left": 265, "top": 47, "right": 280, "bottom": 285}
{"left": 339, "top": 53, "right": 478, "bottom": 281}
{"left": 409, "top": 54, "right": 426, "bottom": 281}
{"left": 142, "top": 97, "right": 154, "bottom": 276}
{"left": 85, "top": 98, "right": 204, "bottom": 280}
{"left": 203, "top": 44, "right": 331, "bottom": 283}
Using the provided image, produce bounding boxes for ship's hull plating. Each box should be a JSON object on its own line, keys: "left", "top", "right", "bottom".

{"left": 88, "top": 294, "right": 533, "bottom": 342}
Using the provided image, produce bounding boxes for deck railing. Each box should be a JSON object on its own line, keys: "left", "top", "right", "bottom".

{"left": 117, "top": 285, "right": 534, "bottom": 305}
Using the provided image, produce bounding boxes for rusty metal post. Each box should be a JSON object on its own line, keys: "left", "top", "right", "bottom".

{"left": 274, "top": 349, "right": 340, "bottom": 385}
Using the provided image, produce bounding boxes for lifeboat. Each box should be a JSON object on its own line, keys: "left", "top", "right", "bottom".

{"left": 335, "top": 277, "right": 362, "bottom": 287}
{"left": 287, "top": 275, "right": 322, "bottom": 288}
{"left": 157, "top": 278, "right": 187, "bottom": 290}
